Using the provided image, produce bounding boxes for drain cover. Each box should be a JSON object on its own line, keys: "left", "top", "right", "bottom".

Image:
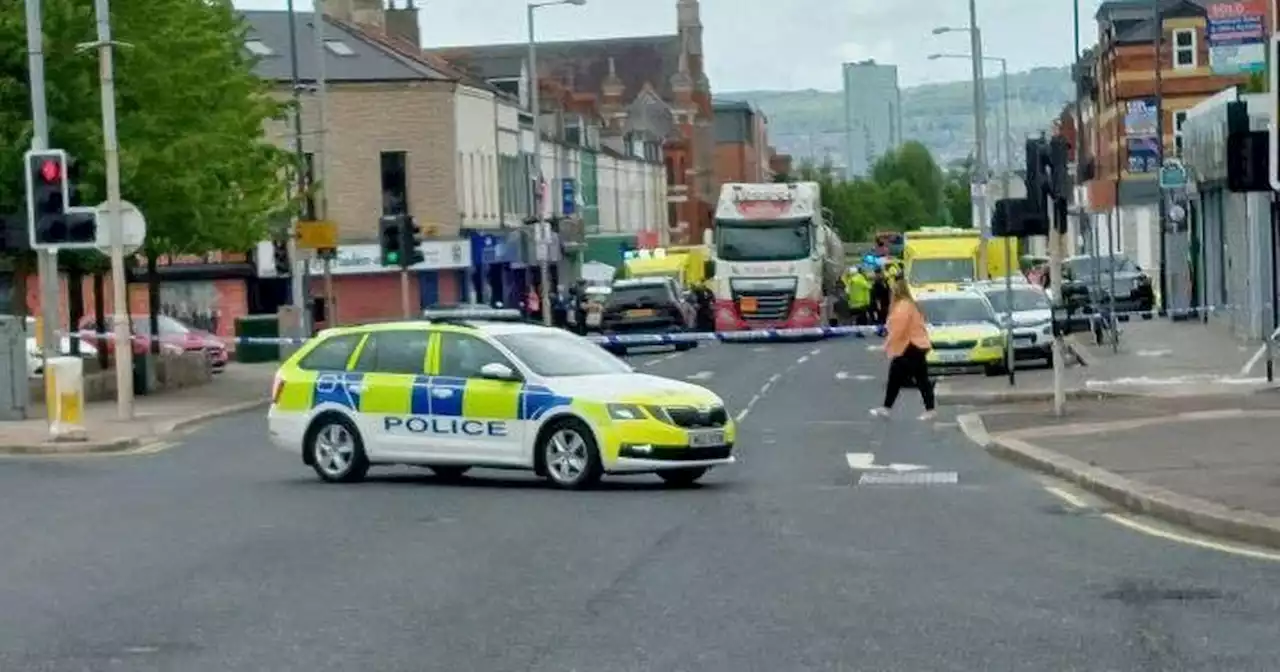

{"left": 858, "top": 471, "right": 959, "bottom": 485}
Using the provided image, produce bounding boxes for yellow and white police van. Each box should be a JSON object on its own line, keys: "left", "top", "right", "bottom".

{"left": 267, "top": 309, "right": 735, "bottom": 489}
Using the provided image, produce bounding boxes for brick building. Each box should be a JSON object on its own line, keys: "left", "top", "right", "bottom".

{"left": 711, "top": 99, "right": 774, "bottom": 186}
{"left": 1076, "top": 0, "right": 1253, "bottom": 280}
{"left": 431, "top": 0, "right": 715, "bottom": 245}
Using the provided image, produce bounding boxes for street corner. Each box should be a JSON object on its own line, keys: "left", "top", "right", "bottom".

{"left": 934, "top": 384, "right": 1123, "bottom": 407}
{"left": 0, "top": 435, "right": 143, "bottom": 457}
{"left": 984, "top": 432, "right": 1280, "bottom": 552}
{"left": 159, "top": 398, "right": 272, "bottom": 435}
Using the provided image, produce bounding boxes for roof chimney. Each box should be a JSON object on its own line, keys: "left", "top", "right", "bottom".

{"left": 385, "top": 0, "right": 421, "bottom": 47}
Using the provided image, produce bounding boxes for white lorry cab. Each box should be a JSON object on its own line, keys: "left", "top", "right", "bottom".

{"left": 707, "top": 182, "right": 844, "bottom": 331}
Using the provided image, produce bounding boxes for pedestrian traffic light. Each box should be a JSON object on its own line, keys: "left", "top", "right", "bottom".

{"left": 398, "top": 215, "right": 424, "bottom": 267}
{"left": 379, "top": 215, "right": 403, "bottom": 266}
{"left": 272, "top": 238, "right": 290, "bottom": 276}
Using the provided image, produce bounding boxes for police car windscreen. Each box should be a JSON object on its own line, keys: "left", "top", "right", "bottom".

{"left": 496, "top": 333, "right": 632, "bottom": 377}
{"left": 606, "top": 284, "right": 667, "bottom": 307}
{"left": 983, "top": 288, "right": 1049, "bottom": 313}
{"left": 919, "top": 298, "right": 993, "bottom": 324}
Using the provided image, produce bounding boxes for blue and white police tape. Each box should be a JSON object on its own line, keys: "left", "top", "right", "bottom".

{"left": 586, "top": 325, "right": 886, "bottom": 346}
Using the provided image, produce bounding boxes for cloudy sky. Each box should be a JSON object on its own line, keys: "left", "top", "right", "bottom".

{"left": 232, "top": 0, "right": 1107, "bottom": 90}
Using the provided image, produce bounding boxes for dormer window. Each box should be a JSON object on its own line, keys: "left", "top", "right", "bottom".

{"left": 324, "top": 40, "right": 355, "bottom": 56}
{"left": 1172, "top": 29, "right": 1196, "bottom": 69}
{"left": 245, "top": 40, "right": 274, "bottom": 56}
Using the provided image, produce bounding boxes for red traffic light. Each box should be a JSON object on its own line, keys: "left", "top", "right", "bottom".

{"left": 39, "top": 159, "right": 62, "bottom": 184}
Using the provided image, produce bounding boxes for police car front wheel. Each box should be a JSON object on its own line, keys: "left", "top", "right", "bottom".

{"left": 539, "top": 419, "right": 602, "bottom": 489}
{"left": 306, "top": 415, "right": 370, "bottom": 483}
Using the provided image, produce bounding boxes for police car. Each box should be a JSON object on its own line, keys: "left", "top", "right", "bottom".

{"left": 267, "top": 308, "right": 736, "bottom": 489}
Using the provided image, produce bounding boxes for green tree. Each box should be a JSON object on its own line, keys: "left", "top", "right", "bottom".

{"left": 870, "top": 141, "right": 944, "bottom": 222}
{"left": 942, "top": 158, "right": 974, "bottom": 228}
{"left": 882, "top": 179, "right": 929, "bottom": 230}
{"left": 0, "top": 0, "right": 291, "bottom": 265}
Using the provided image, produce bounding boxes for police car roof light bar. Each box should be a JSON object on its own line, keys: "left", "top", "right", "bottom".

{"left": 421, "top": 307, "right": 525, "bottom": 322}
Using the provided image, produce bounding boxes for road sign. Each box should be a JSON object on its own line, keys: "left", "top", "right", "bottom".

{"left": 93, "top": 200, "right": 146, "bottom": 253}
{"left": 295, "top": 219, "right": 337, "bottom": 250}
{"left": 1158, "top": 159, "right": 1188, "bottom": 190}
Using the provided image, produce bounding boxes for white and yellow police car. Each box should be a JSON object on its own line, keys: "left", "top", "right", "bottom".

{"left": 267, "top": 309, "right": 735, "bottom": 489}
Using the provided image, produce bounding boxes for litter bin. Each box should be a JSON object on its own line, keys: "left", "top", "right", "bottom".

{"left": 236, "top": 315, "right": 280, "bottom": 363}
{"left": 133, "top": 352, "right": 153, "bottom": 396}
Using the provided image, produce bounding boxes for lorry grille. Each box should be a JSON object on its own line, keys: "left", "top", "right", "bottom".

{"left": 732, "top": 289, "right": 794, "bottom": 321}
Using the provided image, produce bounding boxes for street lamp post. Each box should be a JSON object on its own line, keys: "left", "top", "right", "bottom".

{"left": 933, "top": 19, "right": 989, "bottom": 279}
{"left": 930, "top": 52, "right": 1015, "bottom": 384}
{"left": 527, "top": 0, "right": 586, "bottom": 326}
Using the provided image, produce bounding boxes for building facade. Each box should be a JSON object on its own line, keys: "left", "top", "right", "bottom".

{"left": 431, "top": 0, "right": 714, "bottom": 245}
{"left": 711, "top": 99, "right": 773, "bottom": 186}
{"left": 1078, "top": 0, "right": 1254, "bottom": 310}
{"left": 841, "top": 60, "right": 902, "bottom": 178}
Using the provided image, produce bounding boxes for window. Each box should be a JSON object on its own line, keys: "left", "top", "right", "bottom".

{"left": 437, "top": 333, "right": 515, "bottom": 378}
{"left": 380, "top": 151, "right": 408, "bottom": 216}
{"left": 351, "top": 331, "right": 429, "bottom": 375}
{"left": 1173, "top": 110, "right": 1188, "bottom": 156}
{"left": 302, "top": 152, "right": 316, "bottom": 220}
{"left": 918, "top": 297, "right": 995, "bottom": 325}
{"left": 1172, "top": 29, "right": 1196, "bottom": 69}
{"left": 324, "top": 40, "right": 355, "bottom": 56}
{"left": 245, "top": 40, "right": 274, "bottom": 56}
{"left": 298, "top": 334, "right": 362, "bottom": 371}
{"left": 983, "top": 288, "right": 1050, "bottom": 314}
{"left": 495, "top": 333, "right": 632, "bottom": 377}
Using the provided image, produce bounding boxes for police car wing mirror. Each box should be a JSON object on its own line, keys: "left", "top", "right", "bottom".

{"left": 479, "top": 362, "right": 520, "bottom": 381}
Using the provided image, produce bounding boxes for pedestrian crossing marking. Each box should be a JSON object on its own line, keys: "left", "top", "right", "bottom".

{"left": 858, "top": 471, "right": 959, "bottom": 485}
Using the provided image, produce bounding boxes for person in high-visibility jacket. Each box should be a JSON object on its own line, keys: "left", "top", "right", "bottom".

{"left": 847, "top": 268, "right": 872, "bottom": 325}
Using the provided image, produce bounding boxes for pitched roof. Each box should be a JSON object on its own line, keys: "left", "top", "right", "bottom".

{"left": 239, "top": 10, "right": 449, "bottom": 83}
{"left": 428, "top": 35, "right": 683, "bottom": 101}
{"left": 330, "top": 18, "right": 516, "bottom": 99}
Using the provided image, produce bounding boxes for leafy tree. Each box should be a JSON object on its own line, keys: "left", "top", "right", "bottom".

{"left": 942, "top": 158, "right": 974, "bottom": 228}
{"left": 882, "top": 179, "right": 929, "bottom": 231}
{"left": 870, "top": 141, "right": 943, "bottom": 222}
{"left": 0, "top": 0, "right": 292, "bottom": 271}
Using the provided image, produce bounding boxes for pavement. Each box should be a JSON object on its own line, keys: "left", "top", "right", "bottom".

{"left": 0, "top": 363, "right": 277, "bottom": 454}
{"left": 3, "top": 338, "right": 1280, "bottom": 670}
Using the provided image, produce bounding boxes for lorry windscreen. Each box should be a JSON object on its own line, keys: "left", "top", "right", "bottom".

{"left": 908, "top": 258, "right": 976, "bottom": 284}
{"left": 715, "top": 219, "right": 811, "bottom": 262}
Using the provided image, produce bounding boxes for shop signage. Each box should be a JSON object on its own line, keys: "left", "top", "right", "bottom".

{"left": 306, "top": 239, "right": 472, "bottom": 276}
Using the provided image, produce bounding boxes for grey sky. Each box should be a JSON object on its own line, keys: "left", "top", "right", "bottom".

{"left": 233, "top": 0, "right": 1106, "bottom": 90}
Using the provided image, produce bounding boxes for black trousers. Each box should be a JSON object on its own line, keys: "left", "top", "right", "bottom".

{"left": 884, "top": 344, "right": 936, "bottom": 410}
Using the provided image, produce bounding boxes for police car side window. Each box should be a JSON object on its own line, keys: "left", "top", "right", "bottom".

{"left": 351, "top": 331, "right": 429, "bottom": 375}
{"left": 298, "top": 334, "right": 362, "bottom": 371}
{"left": 437, "top": 333, "right": 513, "bottom": 378}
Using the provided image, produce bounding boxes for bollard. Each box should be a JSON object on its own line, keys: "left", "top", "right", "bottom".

{"left": 44, "top": 356, "right": 87, "bottom": 442}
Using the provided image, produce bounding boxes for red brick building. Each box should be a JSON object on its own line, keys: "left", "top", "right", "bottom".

{"left": 432, "top": 0, "right": 715, "bottom": 244}
{"left": 712, "top": 99, "right": 774, "bottom": 186}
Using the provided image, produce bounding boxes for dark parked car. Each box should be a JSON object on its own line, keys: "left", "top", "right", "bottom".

{"left": 1059, "top": 254, "right": 1155, "bottom": 317}
{"left": 599, "top": 277, "right": 696, "bottom": 353}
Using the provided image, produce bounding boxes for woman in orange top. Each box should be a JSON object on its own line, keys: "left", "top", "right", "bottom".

{"left": 871, "top": 277, "right": 936, "bottom": 420}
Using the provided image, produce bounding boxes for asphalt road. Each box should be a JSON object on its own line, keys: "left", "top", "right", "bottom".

{"left": 3, "top": 337, "right": 1280, "bottom": 671}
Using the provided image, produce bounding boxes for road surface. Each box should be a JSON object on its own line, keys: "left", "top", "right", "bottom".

{"left": 1, "top": 337, "right": 1278, "bottom": 671}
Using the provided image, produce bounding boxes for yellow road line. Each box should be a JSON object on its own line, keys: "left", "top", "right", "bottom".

{"left": 1042, "top": 484, "right": 1280, "bottom": 563}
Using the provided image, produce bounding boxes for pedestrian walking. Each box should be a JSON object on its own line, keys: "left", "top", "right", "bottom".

{"left": 870, "top": 277, "right": 936, "bottom": 420}
{"left": 870, "top": 267, "right": 891, "bottom": 325}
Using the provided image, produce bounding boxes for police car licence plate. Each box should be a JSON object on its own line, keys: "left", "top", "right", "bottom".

{"left": 934, "top": 350, "right": 967, "bottom": 363}
{"left": 688, "top": 429, "right": 726, "bottom": 448}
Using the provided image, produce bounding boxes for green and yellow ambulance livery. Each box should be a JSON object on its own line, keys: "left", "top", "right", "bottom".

{"left": 915, "top": 290, "right": 1010, "bottom": 377}
{"left": 267, "top": 309, "right": 735, "bottom": 489}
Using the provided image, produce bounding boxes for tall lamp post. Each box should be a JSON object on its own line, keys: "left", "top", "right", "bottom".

{"left": 933, "top": 16, "right": 989, "bottom": 279}
{"left": 930, "top": 52, "right": 1014, "bottom": 382}
{"left": 528, "top": 0, "right": 586, "bottom": 325}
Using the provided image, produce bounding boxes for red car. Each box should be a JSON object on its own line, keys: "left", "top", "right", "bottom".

{"left": 79, "top": 314, "right": 228, "bottom": 372}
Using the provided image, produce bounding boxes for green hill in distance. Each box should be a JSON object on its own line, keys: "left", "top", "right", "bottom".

{"left": 722, "top": 65, "right": 1073, "bottom": 171}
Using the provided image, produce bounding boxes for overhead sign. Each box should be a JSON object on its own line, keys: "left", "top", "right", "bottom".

{"left": 302, "top": 239, "right": 472, "bottom": 276}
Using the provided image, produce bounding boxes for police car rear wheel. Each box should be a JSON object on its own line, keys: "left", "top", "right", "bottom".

{"left": 541, "top": 420, "right": 602, "bottom": 489}
{"left": 307, "top": 417, "right": 369, "bottom": 483}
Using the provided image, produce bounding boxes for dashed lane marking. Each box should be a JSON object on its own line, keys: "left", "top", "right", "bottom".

{"left": 797, "top": 355, "right": 809, "bottom": 364}
{"left": 809, "top": 347, "right": 822, "bottom": 356}
{"left": 751, "top": 346, "right": 771, "bottom": 353}
{"left": 1042, "top": 484, "right": 1280, "bottom": 562}
{"left": 685, "top": 370, "right": 713, "bottom": 381}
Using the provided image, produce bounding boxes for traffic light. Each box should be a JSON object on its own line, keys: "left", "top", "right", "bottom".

{"left": 272, "top": 238, "right": 290, "bottom": 276}
{"left": 379, "top": 215, "right": 403, "bottom": 266}
{"left": 24, "top": 149, "right": 97, "bottom": 248}
{"left": 398, "top": 215, "right": 424, "bottom": 267}
{"left": 1048, "top": 135, "right": 1070, "bottom": 201}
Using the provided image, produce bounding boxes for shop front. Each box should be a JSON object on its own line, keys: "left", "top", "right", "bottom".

{"left": 306, "top": 239, "right": 473, "bottom": 323}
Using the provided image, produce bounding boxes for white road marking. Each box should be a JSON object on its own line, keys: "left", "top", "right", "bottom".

{"left": 752, "top": 346, "right": 771, "bottom": 353}
{"left": 1135, "top": 349, "right": 1173, "bottom": 357}
{"left": 1042, "top": 485, "right": 1280, "bottom": 563}
{"left": 643, "top": 352, "right": 683, "bottom": 367}
{"left": 1241, "top": 326, "right": 1279, "bottom": 375}
{"left": 797, "top": 355, "right": 809, "bottom": 364}
{"left": 866, "top": 344, "right": 880, "bottom": 351}
{"left": 685, "top": 370, "right": 713, "bottom": 381}
{"left": 844, "top": 452, "right": 929, "bottom": 472}
{"left": 835, "top": 371, "right": 850, "bottom": 380}
{"left": 809, "top": 347, "right": 822, "bottom": 356}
